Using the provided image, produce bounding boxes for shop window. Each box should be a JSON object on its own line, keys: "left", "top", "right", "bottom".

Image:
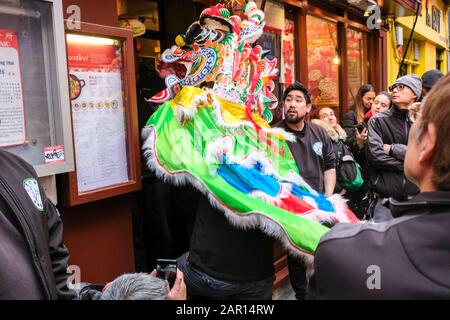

{"left": 306, "top": 15, "right": 339, "bottom": 107}
{"left": 281, "top": 15, "right": 296, "bottom": 90}
{"left": 0, "top": 0, "right": 74, "bottom": 176}
{"left": 347, "top": 28, "right": 368, "bottom": 107}
{"left": 436, "top": 48, "right": 444, "bottom": 71}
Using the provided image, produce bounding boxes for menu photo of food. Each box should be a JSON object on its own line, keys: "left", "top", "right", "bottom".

{"left": 69, "top": 73, "right": 86, "bottom": 100}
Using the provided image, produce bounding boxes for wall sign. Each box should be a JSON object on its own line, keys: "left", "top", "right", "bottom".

{"left": 0, "top": 30, "right": 26, "bottom": 147}
{"left": 67, "top": 34, "right": 129, "bottom": 193}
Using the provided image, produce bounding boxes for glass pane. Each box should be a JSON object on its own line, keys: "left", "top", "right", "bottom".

{"left": 0, "top": 0, "right": 66, "bottom": 166}
{"left": 281, "top": 18, "right": 295, "bottom": 89}
{"left": 347, "top": 29, "right": 367, "bottom": 107}
{"left": 66, "top": 34, "right": 129, "bottom": 193}
{"left": 306, "top": 15, "right": 339, "bottom": 106}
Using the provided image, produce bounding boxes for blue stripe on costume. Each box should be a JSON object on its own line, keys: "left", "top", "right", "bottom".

{"left": 217, "top": 159, "right": 335, "bottom": 212}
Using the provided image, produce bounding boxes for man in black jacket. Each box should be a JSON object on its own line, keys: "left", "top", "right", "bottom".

{"left": 366, "top": 74, "right": 421, "bottom": 222}
{"left": 0, "top": 149, "right": 75, "bottom": 300}
{"left": 307, "top": 73, "right": 450, "bottom": 299}
{"left": 274, "top": 82, "right": 336, "bottom": 300}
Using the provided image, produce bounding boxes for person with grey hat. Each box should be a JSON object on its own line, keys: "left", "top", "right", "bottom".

{"left": 365, "top": 74, "right": 421, "bottom": 222}
{"left": 421, "top": 69, "right": 443, "bottom": 98}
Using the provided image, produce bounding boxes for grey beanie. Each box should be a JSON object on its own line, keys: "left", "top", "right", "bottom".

{"left": 390, "top": 74, "right": 422, "bottom": 101}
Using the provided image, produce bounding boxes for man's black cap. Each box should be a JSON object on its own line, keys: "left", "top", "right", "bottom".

{"left": 422, "top": 70, "right": 444, "bottom": 89}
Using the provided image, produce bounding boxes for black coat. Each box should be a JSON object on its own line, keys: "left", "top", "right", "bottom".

{"left": 0, "top": 149, "right": 76, "bottom": 299}
{"left": 365, "top": 108, "right": 419, "bottom": 199}
{"left": 341, "top": 110, "right": 366, "bottom": 166}
{"left": 308, "top": 191, "right": 450, "bottom": 299}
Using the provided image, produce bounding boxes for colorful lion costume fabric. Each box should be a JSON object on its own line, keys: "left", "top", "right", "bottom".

{"left": 142, "top": 2, "right": 357, "bottom": 263}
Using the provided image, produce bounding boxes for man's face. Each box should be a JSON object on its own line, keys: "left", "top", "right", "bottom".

{"left": 284, "top": 90, "right": 311, "bottom": 124}
{"left": 391, "top": 84, "right": 417, "bottom": 108}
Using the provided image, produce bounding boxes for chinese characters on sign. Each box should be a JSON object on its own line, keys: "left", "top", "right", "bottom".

{"left": 0, "top": 30, "right": 26, "bottom": 147}
{"left": 67, "top": 35, "right": 129, "bottom": 193}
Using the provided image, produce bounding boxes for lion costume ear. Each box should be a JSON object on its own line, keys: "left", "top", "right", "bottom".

{"left": 199, "top": 5, "right": 234, "bottom": 33}
{"left": 239, "top": 2, "right": 265, "bottom": 44}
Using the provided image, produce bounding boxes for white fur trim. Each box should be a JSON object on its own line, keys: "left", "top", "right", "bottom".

{"left": 141, "top": 124, "right": 316, "bottom": 269}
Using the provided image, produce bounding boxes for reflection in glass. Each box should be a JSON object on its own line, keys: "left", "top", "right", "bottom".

{"left": 347, "top": 29, "right": 367, "bottom": 107}
{"left": 306, "top": 15, "right": 339, "bottom": 106}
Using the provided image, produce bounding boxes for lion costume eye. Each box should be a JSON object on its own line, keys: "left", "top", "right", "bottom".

{"left": 184, "top": 23, "right": 225, "bottom": 47}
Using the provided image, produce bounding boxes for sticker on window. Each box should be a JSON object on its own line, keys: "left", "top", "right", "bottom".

{"left": 44, "top": 145, "right": 65, "bottom": 164}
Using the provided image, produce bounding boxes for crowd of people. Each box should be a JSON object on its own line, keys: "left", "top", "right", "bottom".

{"left": 1, "top": 69, "right": 449, "bottom": 300}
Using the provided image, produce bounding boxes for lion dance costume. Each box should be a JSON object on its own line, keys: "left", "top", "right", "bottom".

{"left": 142, "top": 1, "right": 357, "bottom": 265}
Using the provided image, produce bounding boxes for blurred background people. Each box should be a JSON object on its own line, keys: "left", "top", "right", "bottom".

{"left": 307, "top": 72, "right": 450, "bottom": 299}
{"left": 342, "top": 84, "right": 375, "bottom": 154}
{"left": 312, "top": 107, "right": 365, "bottom": 219}
{"left": 364, "top": 91, "right": 391, "bottom": 122}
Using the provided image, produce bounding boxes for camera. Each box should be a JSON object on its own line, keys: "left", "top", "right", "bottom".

{"left": 353, "top": 123, "right": 365, "bottom": 133}
{"left": 156, "top": 259, "right": 177, "bottom": 288}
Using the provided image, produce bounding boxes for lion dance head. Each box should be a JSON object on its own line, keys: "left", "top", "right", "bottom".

{"left": 148, "top": 1, "right": 278, "bottom": 122}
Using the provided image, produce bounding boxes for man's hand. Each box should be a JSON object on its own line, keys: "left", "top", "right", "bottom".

{"left": 383, "top": 144, "right": 391, "bottom": 155}
{"left": 167, "top": 269, "right": 186, "bottom": 300}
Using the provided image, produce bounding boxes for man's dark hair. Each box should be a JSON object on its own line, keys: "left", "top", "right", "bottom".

{"left": 283, "top": 82, "right": 312, "bottom": 104}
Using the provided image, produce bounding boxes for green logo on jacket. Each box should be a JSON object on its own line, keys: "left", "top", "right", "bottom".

{"left": 22, "top": 178, "right": 44, "bottom": 211}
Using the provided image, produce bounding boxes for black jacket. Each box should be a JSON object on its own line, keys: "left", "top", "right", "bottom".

{"left": 341, "top": 110, "right": 358, "bottom": 147}
{"left": 341, "top": 110, "right": 365, "bottom": 165}
{"left": 0, "top": 149, "right": 76, "bottom": 300}
{"left": 308, "top": 191, "right": 450, "bottom": 299}
{"left": 365, "top": 108, "right": 419, "bottom": 199}
{"left": 188, "top": 196, "right": 274, "bottom": 282}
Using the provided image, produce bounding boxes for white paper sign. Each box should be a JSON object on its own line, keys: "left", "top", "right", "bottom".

{"left": 71, "top": 71, "right": 129, "bottom": 193}
{"left": 0, "top": 30, "right": 26, "bottom": 147}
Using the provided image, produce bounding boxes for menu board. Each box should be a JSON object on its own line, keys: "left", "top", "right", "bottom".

{"left": 0, "top": 30, "right": 26, "bottom": 147}
{"left": 306, "top": 16, "right": 340, "bottom": 106}
{"left": 67, "top": 35, "right": 129, "bottom": 193}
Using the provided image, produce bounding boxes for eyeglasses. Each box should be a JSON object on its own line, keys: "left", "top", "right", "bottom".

{"left": 389, "top": 83, "right": 407, "bottom": 92}
{"left": 408, "top": 102, "right": 422, "bottom": 123}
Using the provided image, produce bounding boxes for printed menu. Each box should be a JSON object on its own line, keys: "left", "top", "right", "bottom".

{"left": 67, "top": 35, "right": 129, "bottom": 192}
{"left": 0, "top": 30, "right": 26, "bottom": 147}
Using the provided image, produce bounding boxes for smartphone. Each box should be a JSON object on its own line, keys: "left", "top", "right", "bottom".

{"left": 354, "top": 123, "right": 365, "bottom": 133}
{"left": 156, "top": 259, "right": 177, "bottom": 288}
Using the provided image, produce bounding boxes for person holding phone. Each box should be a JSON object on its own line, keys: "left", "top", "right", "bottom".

{"left": 342, "top": 84, "right": 375, "bottom": 152}
{"left": 366, "top": 74, "right": 422, "bottom": 222}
